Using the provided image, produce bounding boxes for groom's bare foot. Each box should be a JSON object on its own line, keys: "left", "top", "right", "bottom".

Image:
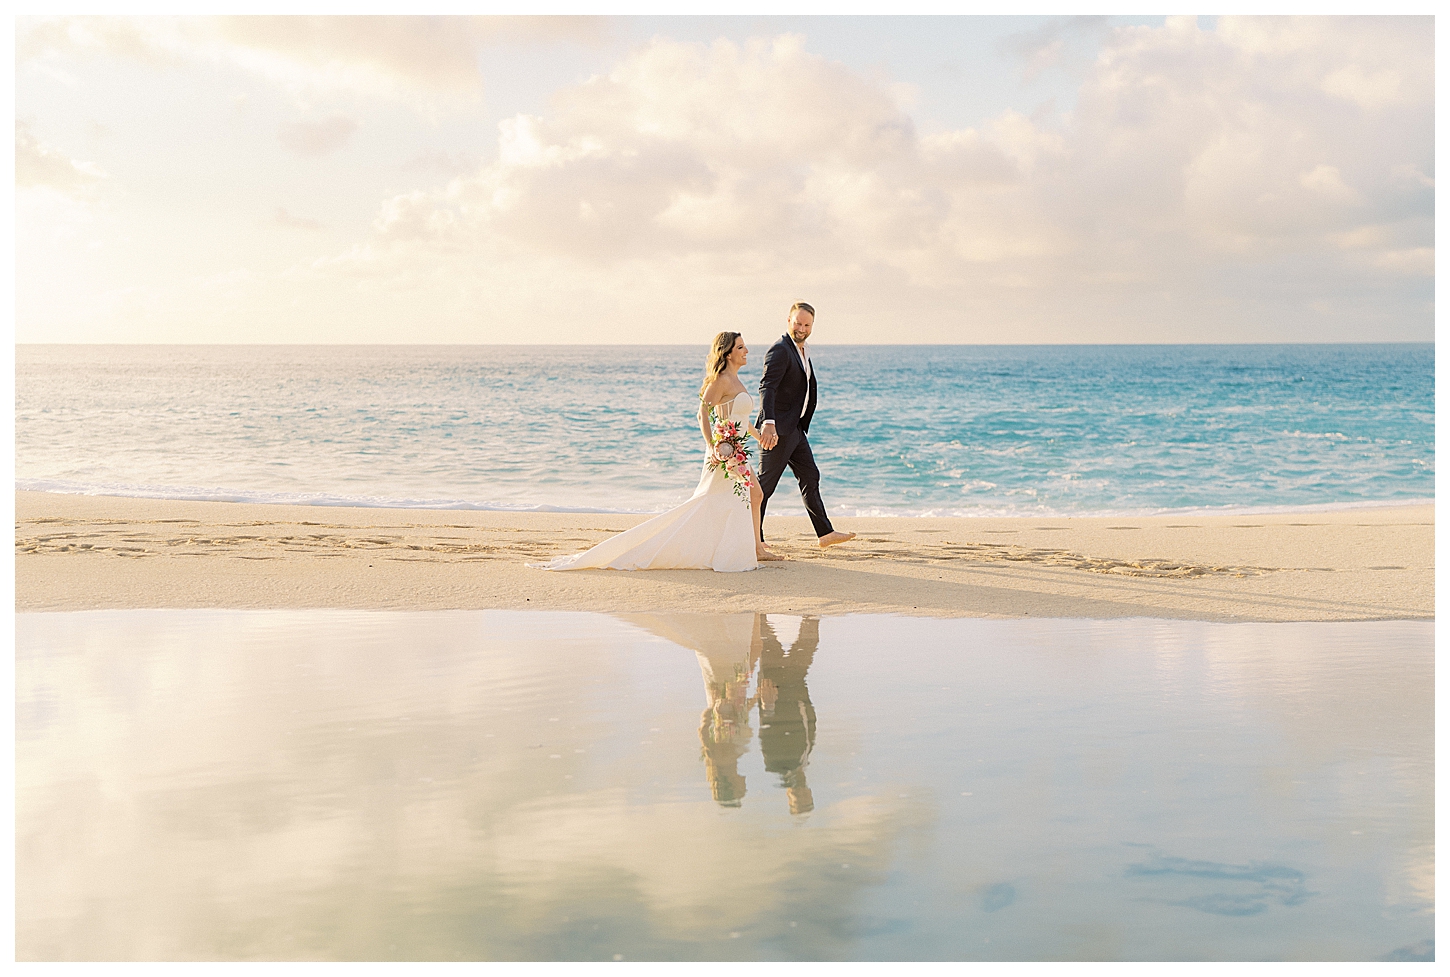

{"left": 757, "top": 547, "right": 785, "bottom": 561}
{"left": 818, "top": 531, "right": 856, "bottom": 549}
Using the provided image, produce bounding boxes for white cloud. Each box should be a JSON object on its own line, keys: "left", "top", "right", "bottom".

{"left": 322, "top": 17, "right": 1431, "bottom": 338}
{"left": 1298, "top": 164, "right": 1362, "bottom": 205}
{"left": 17, "top": 15, "right": 605, "bottom": 102}
{"left": 15, "top": 120, "right": 106, "bottom": 195}
{"left": 1371, "top": 248, "right": 1433, "bottom": 277}
{"left": 1216, "top": 15, "right": 1432, "bottom": 110}
{"left": 275, "top": 207, "right": 323, "bottom": 231}
{"left": 277, "top": 116, "right": 357, "bottom": 156}
{"left": 354, "top": 34, "right": 956, "bottom": 276}
{"left": 402, "top": 149, "right": 478, "bottom": 176}
{"left": 17, "top": 185, "right": 97, "bottom": 250}
{"left": 999, "top": 15, "right": 1113, "bottom": 83}
{"left": 17, "top": 17, "right": 1432, "bottom": 343}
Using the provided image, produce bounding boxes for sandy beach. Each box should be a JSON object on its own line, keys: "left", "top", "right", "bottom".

{"left": 14, "top": 491, "right": 1431, "bottom": 621}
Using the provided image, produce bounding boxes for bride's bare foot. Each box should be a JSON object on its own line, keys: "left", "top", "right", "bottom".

{"left": 818, "top": 530, "right": 856, "bottom": 549}
{"left": 756, "top": 547, "right": 785, "bottom": 561}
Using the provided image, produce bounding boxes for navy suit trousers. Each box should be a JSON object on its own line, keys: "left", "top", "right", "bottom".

{"left": 757, "top": 425, "right": 834, "bottom": 540}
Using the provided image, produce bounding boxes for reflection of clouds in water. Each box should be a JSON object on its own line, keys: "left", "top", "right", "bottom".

{"left": 475, "top": 791, "right": 931, "bottom": 957}
{"left": 1023, "top": 618, "right": 1433, "bottom": 925}
{"left": 1394, "top": 844, "right": 1435, "bottom": 907}
{"left": 21, "top": 611, "right": 665, "bottom": 958}
{"left": 1197, "top": 622, "right": 1431, "bottom": 767}
{"left": 980, "top": 882, "right": 1017, "bottom": 913}
{"left": 1124, "top": 850, "right": 1313, "bottom": 917}
{"left": 1379, "top": 939, "right": 1434, "bottom": 962}
{"left": 1196, "top": 622, "right": 1433, "bottom": 917}
{"left": 19, "top": 608, "right": 923, "bottom": 960}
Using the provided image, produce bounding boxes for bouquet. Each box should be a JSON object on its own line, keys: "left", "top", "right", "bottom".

{"left": 707, "top": 409, "right": 754, "bottom": 501}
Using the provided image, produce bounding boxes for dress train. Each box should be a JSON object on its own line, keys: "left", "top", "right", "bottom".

{"left": 531, "top": 392, "right": 758, "bottom": 572}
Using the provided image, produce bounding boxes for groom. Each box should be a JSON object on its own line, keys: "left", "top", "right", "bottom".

{"left": 756, "top": 302, "right": 855, "bottom": 549}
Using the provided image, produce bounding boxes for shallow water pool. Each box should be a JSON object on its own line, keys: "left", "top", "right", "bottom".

{"left": 16, "top": 611, "right": 1433, "bottom": 961}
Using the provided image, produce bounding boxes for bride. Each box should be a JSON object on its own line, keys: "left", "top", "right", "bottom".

{"left": 532, "top": 332, "right": 783, "bottom": 572}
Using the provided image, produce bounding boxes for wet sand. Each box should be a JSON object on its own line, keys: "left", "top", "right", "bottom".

{"left": 14, "top": 491, "right": 1431, "bottom": 621}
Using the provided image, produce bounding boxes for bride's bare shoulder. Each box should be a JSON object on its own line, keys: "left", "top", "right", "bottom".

{"left": 701, "top": 377, "right": 743, "bottom": 406}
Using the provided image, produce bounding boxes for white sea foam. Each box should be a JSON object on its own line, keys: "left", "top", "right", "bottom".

{"left": 18, "top": 479, "right": 1431, "bottom": 521}
{"left": 14, "top": 479, "right": 660, "bottom": 516}
{"left": 830, "top": 498, "right": 1434, "bottom": 519}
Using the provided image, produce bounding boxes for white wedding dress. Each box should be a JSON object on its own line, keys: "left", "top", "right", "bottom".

{"left": 531, "top": 392, "right": 759, "bottom": 572}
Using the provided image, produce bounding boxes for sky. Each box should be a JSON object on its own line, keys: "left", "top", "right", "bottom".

{"left": 14, "top": 15, "right": 1435, "bottom": 344}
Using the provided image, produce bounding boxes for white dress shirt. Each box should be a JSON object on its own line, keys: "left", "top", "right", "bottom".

{"left": 794, "top": 341, "right": 812, "bottom": 418}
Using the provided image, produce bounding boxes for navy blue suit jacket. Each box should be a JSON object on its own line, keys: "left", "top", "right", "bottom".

{"left": 756, "top": 334, "right": 817, "bottom": 435}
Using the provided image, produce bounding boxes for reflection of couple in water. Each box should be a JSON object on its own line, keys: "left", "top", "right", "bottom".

{"left": 695, "top": 614, "right": 818, "bottom": 813}
{"left": 693, "top": 611, "right": 812, "bottom": 811}
{"left": 624, "top": 613, "right": 818, "bottom": 813}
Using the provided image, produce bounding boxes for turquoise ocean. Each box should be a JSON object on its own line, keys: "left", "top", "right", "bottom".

{"left": 15, "top": 343, "right": 1433, "bottom": 518}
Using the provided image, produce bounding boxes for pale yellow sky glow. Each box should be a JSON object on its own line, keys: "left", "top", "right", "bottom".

{"left": 15, "top": 15, "right": 1434, "bottom": 344}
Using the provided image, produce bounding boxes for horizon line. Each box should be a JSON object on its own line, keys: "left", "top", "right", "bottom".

{"left": 14, "top": 340, "right": 1435, "bottom": 348}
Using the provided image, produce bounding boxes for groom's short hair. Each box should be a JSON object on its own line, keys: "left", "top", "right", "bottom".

{"left": 788, "top": 302, "right": 815, "bottom": 318}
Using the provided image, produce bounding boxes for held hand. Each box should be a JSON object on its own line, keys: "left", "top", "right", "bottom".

{"left": 758, "top": 677, "right": 778, "bottom": 707}
{"left": 760, "top": 422, "right": 778, "bottom": 450}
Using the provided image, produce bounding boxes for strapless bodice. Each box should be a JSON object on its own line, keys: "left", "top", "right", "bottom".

{"left": 710, "top": 391, "right": 754, "bottom": 423}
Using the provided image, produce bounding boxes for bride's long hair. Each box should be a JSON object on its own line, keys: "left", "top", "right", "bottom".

{"left": 699, "top": 331, "right": 742, "bottom": 398}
